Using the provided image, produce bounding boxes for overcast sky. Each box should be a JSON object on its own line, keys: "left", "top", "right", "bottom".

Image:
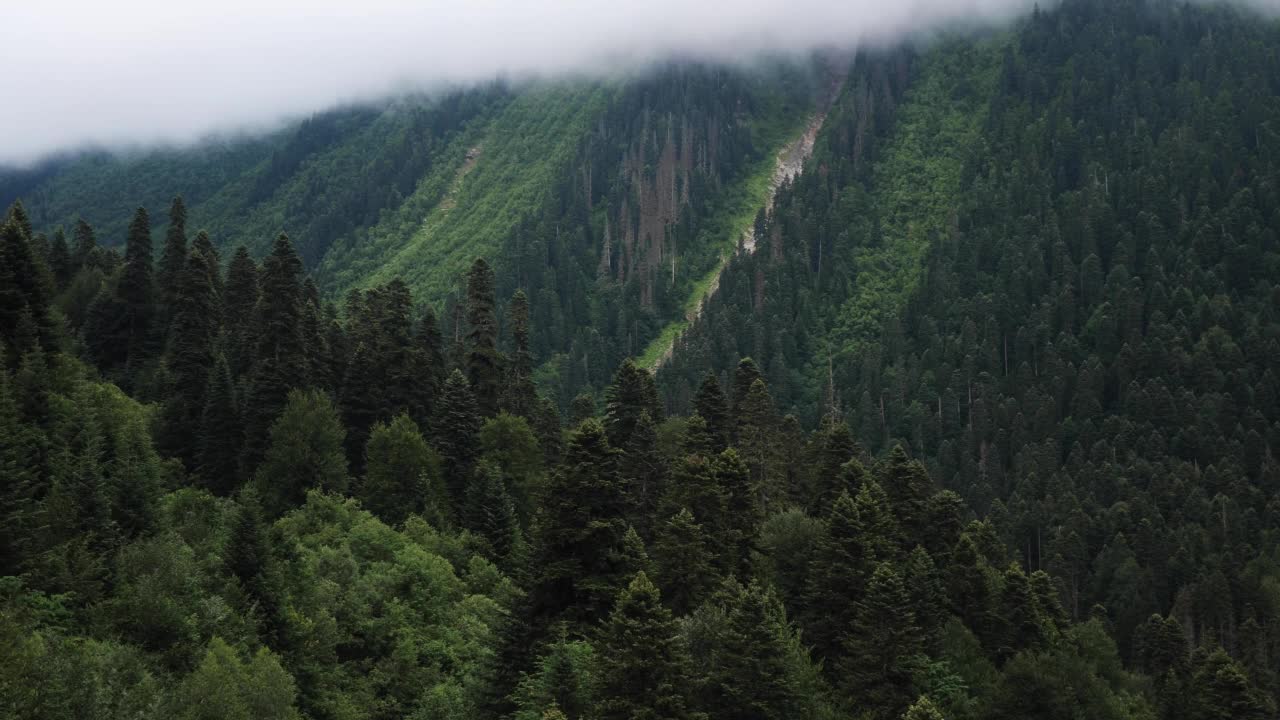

{"left": 1, "top": 0, "right": 1276, "bottom": 165}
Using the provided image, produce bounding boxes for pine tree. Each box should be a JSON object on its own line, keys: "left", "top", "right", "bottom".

{"left": 652, "top": 508, "right": 715, "bottom": 615}
{"left": 595, "top": 572, "right": 702, "bottom": 720}
{"left": 842, "top": 563, "right": 926, "bottom": 719}
{"left": 223, "top": 246, "right": 259, "bottom": 378}
{"left": 692, "top": 373, "right": 730, "bottom": 452}
{"left": 198, "top": 354, "right": 242, "bottom": 495}
{"left": 158, "top": 196, "right": 188, "bottom": 326}
{"left": 437, "top": 369, "right": 481, "bottom": 507}
{"left": 242, "top": 234, "right": 306, "bottom": 473}
{"left": 465, "top": 258, "right": 503, "bottom": 417}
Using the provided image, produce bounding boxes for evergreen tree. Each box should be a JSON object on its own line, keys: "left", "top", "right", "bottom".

{"left": 242, "top": 234, "right": 306, "bottom": 473}
{"left": 713, "top": 448, "right": 759, "bottom": 577}
{"left": 159, "top": 249, "right": 219, "bottom": 465}
{"left": 46, "top": 228, "right": 71, "bottom": 288}
{"left": 465, "top": 258, "right": 503, "bottom": 417}
{"left": 413, "top": 307, "right": 446, "bottom": 431}
{"left": 595, "top": 572, "right": 702, "bottom": 720}
{"left": 223, "top": 245, "right": 259, "bottom": 378}
{"left": 604, "top": 358, "right": 663, "bottom": 449}
{"left": 198, "top": 354, "right": 242, "bottom": 495}
{"left": 504, "top": 289, "right": 539, "bottom": 419}
{"left": 0, "top": 209, "right": 54, "bottom": 363}
{"left": 118, "top": 206, "right": 156, "bottom": 370}
{"left": 729, "top": 357, "right": 764, "bottom": 421}
{"left": 158, "top": 196, "right": 188, "bottom": 325}
{"left": 465, "top": 460, "right": 520, "bottom": 565}
{"left": 1187, "top": 649, "right": 1271, "bottom": 720}
{"left": 705, "top": 582, "right": 807, "bottom": 720}
{"left": 652, "top": 508, "right": 715, "bottom": 615}
{"left": 528, "top": 418, "right": 627, "bottom": 626}
{"left": 692, "top": 373, "right": 730, "bottom": 452}
{"left": 801, "top": 490, "right": 875, "bottom": 664}
{"left": 842, "top": 563, "right": 926, "bottom": 719}
{"left": 902, "top": 697, "right": 945, "bottom": 720}
{"left": 437, "top": 369, "right": 481, "bottom": 506}
{"left": 71, "top": 218, "right": 98, "bottom": 271}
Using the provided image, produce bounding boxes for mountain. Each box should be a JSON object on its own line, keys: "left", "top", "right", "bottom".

{"left": 2, "top": 1, "right": 1280, "bottom": 718}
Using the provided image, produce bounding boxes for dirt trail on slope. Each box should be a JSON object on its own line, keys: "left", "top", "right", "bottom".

{"left": 651, "top": 68, "right": 846, "bottom": 370}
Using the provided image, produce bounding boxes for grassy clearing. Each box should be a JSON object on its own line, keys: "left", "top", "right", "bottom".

{"left": 825, "top": 38, "right": 1003, "bottom": 358}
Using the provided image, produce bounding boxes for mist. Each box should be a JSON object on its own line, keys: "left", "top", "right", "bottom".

{"left": 2, "top": 0, "right": 1277, "bottom": 166}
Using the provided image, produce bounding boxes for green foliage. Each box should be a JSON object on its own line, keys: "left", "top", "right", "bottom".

{"left": 253, "top": 389, "right": 349, "bottom": 516}
{"left": 360, "top": 413, "right": 445, "bottom": 526}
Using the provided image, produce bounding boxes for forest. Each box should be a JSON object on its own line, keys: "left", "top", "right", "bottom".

{"left": 2, "top": 0, "right": 1280, "bottom": 719}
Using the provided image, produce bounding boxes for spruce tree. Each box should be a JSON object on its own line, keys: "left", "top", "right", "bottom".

{"left": 529, "top": 418, "right": 627, "bottom": 626}
{"left": 159, "top": 249, "right": 219, "bottom": 465}
{"left": 595, "top": 572, "right": 702, "bottom": 720}
{"left": 842, "top": 563, "right": 926, "bottom": 719}
{"left": 47, "top": 228, "right": 71, "bottom": 288}
{"left": 71, "top": 218, "right": 98, "bottom": 271}
{"left": 801, "top": 490, "right": 876, "bottom": 664}
{"left": 729, "top": 357, "right": 764, "bottom": 421}
{"left": 223, "top": 245, "right": 259, "bottom": 378}
{"left": 503, "top": 289, "right": 539, "bottom": 419}
{"left": 437, "top": 369, "right": 481, "bottom": 507}
{"left": 158, "top": 196, "right": 188, "bottom": 325}
{"left": 465, "top": 460, "right": 520, "bottom": 564}
{"left": 652, "top": 508, "right": 715, "bottom": 615}
{"left": 877, "top": 445, "right": 934, "bottom": 540}
{"left": 465, "top": 258, "right": 503, "bottom": 417}
{"left": 0, "top": 216, "right": 53, "bottom": 365}
{"left": 1187, "top": 649, "right": 1271, "bottom": 720}
{"left": 604, "top": 358, "right": 663, "bottom": 449}
{"left": 706, "top": 582, "right": 805, "bottom": 720}
{"left": 198, "top": 354, "right": 242, "bottom": 495}
{"left": 242, "top": 234, "right": 306, "bottom": 473}
{"left": 714, "top": 448, "right": 759, "bottom": 577}
{"left": 119, "top": 206, "right": 156, "bottom": 370}
{"left": 693, "top": 373, "right": 730, "bottom": 452}
{"left": 413, "top": 307, "right": 446, "bottom": 432}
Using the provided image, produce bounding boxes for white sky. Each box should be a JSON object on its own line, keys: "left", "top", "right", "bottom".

{"left": 1, "top": 0, "right": 1276, "bottom": 165}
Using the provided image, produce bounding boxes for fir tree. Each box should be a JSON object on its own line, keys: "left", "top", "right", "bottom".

{"left": 223, "top": 245, "right": 259, "bottom": 378}
{"left": 242, "top": 234, "right": 306, "bottom": 473}
{"left": 413, "top": 307, "right": 446, "bottom": 432}
{"left": 692, "top": 373, "right": 730, "bottom": 452}
{"left": 119, "top": 206, "right": 156, "bottom": 370}
{"left": 604, "top": 358, "right": 663, "bottom": 449}
{"left": 503, "top": 289, "right": 538, "bottom": 418}
{"left": 198, "top": 354, "right": 242, "bottom": 495}
{"left": 159, "top": 249, "right": 219, "bottom": 465}
{"left": 652, "top": 507, "right": 715, "bottom": 615}
{"left": 0, "top": 210, "right": 54, "bottom": 363}
{"left": 437, "top": 369, "right": 481, "bottom": 507}
{"left": 595, "top": 572, "right": 702, "bottom": 720}
{"left": 842, "top": 563, "right": 926, "bottom": 719}
{"left": 71, "top": 218, "right": 98, "bottom": 271}
{"left": 801, "top": 490, "right": 875, "bottom": 664}
{"left": 158, "top": 196, "right": 188, "bottom": 325}
{"left": 706, "top": 582, "right": 806, "bottom": 720}
{"left": 47, "top": 228, "right": 71, "bottom": 288}
{"left": 465, "top": 258, "right": 503, "bottom": 417}
{"left": 465, "top": 460, "right": 520, "bottom": 565}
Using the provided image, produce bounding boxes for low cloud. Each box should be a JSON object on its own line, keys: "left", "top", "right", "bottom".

{"left": 1, "top": 0, "right": 1275, "bottom": 165}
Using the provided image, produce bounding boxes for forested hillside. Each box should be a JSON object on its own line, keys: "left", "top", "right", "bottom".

{"left": 2, "top": 0, "right": 1280, "bottom": 719}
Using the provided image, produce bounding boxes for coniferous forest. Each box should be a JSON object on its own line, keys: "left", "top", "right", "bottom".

{"left": 3, "top": 1, "right": 1280, "bottom": 719}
